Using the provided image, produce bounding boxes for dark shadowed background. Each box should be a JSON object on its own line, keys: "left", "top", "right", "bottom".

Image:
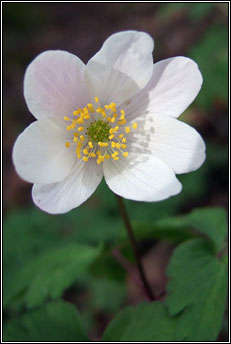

{"left": 3, "top": 2, "right": 228, "bottom": 341}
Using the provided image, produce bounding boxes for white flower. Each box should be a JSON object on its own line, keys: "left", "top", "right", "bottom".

{"left": 12, "top": 30, "right": 205, "bottom": 214}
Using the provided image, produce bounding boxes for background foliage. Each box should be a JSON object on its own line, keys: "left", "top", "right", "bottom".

{"left": 3, "top": 2, "right": 228, "bottom": 341}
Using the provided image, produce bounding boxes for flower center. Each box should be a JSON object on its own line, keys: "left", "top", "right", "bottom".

{"left": 64, "top": 97, "right": 137, "bottom": 165}
{"left": 86, "top": 119, "right": 111, "bottom": 143}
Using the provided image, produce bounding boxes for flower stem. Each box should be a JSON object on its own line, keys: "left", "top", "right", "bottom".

{"left": 115, "top": 194, "right": 155, "bottom": 301}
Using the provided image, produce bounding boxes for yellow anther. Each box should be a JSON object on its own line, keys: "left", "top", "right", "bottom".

{"left": 113, "top": 156, "right": 119, "bottom": 161}
{"left": 96, "top": 151, "right": 101, "bottom": 156}
{"left": 111, "top": 117, "right": 116, "bottom": 123}
{"left": 98, "top": 141, "right": 103, "bottom": 147}
{"left": 77, "top": 118, "right": 84, "bottom": 124}
{"left": 125, "top": 127, "right": 130, "bottom": 133}
{"left": 122, "top": 137, "right": 126, "bottom": 143}
{"left": 80, "top": 135, "right": 85, "bottom": 141}
{"left": 120, "top": 109, "right": 125, "bottom": 116}
{"left": 105, "top": 154, "right": 110, "bottom": 159}
{"left": 78, "top": 127, "right": 84, "bottom": 132}
{"left": 123, "top": 152, "right": 129, "bottom": 157}
{"left": 121, "top": 144, "right": 127, "bottom": 149}
{"left": 114, "top": 126, "right": 119, "bottom": 132}
{"left": 88, "top": 141, "right": 93, "bottom": 148}
{"left": 104, "top": 105, "right": 109, "bottom": 110}
{"left": 94, "top": 96, "right": 99, "bottom": 103}
{"left": 109, "top": 128, "right": 114, "bottom": 135}
{"left": 64, "top": 116, "right": 70, "bottom": 121}
{"left": 109, "top": 134, "right": 114, "bottom": 140}
{"left": 107, "top": 117, "right": 112, "bottom": 122}
{"left": 115, "top": 143, "right": 121, "bottom": 149}
{"left": 119, "top": 134, "right": 124, "bottom": 139}
{"left": 103, "top": 142, "right": 108, "bottom": 147}
{"left": 83, "top": 149, "right": 89, "bottom": 155}
{"left": 73, "top": 137, "right": 78, "bottom": 143}
{"left": 120, "top": 114, "right": 125, "bottom": 120}
{"left": 97, "top": 159, "right": 101, "bottom": 165}
{"left": 96, "top": 107, "right": 103, "bottom": 113}
{"left": 83, "top": 156, "right": 89, "bottom": 162}
{"left": 87, "top": 103, "right": 95, "bottom": 112}
{"left": 65, "top": 142, "right": 70, "bottom": 148}
{"left": 132, "top": 122, "right": 138, "bottom": 129}
{"left": 66, "top": 125, "right": 72, "bottom": 131}
{"left": 99, "top": 155, "right": 104, "bottom": 162}
{"left": 112, "top": 151, "right": 119, "bottom": 157}
{"left": 73, "top": 109, "right": 81, "bottom": 115}
{"left": 111, "top": 141, "right": 116, "bottom": 148}
{"left": 74, "top": 132, "right": 78, "bottom": 137}
{"left": 89, "top": 153, "right": 96, "bottom": 157}
{"left": 84, "top": 114, "right": 90, "bottom": 120}
{"left": 117, "top": 120, "right": 126, "bottom": 125}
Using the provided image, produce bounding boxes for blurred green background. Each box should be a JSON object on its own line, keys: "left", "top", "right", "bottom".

{"left": 3, "top": 2, "right": 228, "bottom": 341}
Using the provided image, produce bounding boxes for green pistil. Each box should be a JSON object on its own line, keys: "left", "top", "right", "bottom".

{"left": 86, "top": 120, "right": 111, "bottom": 143}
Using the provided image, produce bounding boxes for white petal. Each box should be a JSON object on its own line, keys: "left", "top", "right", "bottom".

{"left": 122, "top": 57, "right": 203, "bottom": 121}
{"left": 12, "top": 118, "right": 75, "bottom": 184}
{"left": 127, "top": 113, "right": 206, "bottom": 174}
{"left": 103, "top": 153, "right": 182, "bottom": 202}
{"left": 32, "top": 159, "right": 103, "bottom": 214}
{"left": 24, "top": 50, "right": 89, "bottom": 120}
{"left": 85, "top": 31, "right": 154, "bottom": 106}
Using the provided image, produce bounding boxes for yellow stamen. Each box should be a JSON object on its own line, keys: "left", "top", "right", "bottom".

{"left": 123, "top": 152, "right": 128, "bottom": 157}
{"left": 87, "top": 103, "right": 95, "bottom": 112}
{"left": 132, "top": 122, "right": 138, "bottom": 129}
{"left": 83, "top": 156, "right": 89, "bottom": 162}
{"left": 125, "top": 127, "right": 130, "bottom": 133}
{"left": 65, "top": 142, "right": 70, "bottom": 148}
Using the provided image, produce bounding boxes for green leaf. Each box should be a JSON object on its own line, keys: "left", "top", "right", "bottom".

{"left": 3, "top": 300, "right": 88, "bottom": 341}
{"left": 166, "top": 238, "right": 228, "bottom": 341}
{"left": 189, "top": 24, "right": 228, "bottom": 108}
{"left": 90, "top": 277, "right": 125, "bottom": 313}
{"left": 103, "top": 301, "right": 178, "bottom": 341}
{"left": 156, "top": 207, "right": 227, "bottom": 252}
{"left": 4, "top": 243, "right": 101, "bottom": 309}
{"left": 119, "top": 207, "right": 227, "bottom": 252}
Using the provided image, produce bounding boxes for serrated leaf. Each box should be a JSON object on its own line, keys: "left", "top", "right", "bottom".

{"left": 103, "top": 301, "right": 178, "bottom": 341}
{"left": 4, "top": 243, "right": 101, "bottom": 308}
{"left": 166, "top": 238, "right": 228, "bottom": 341}
{"left": 3, "top": 300, "right": 88, "bottom": 341}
